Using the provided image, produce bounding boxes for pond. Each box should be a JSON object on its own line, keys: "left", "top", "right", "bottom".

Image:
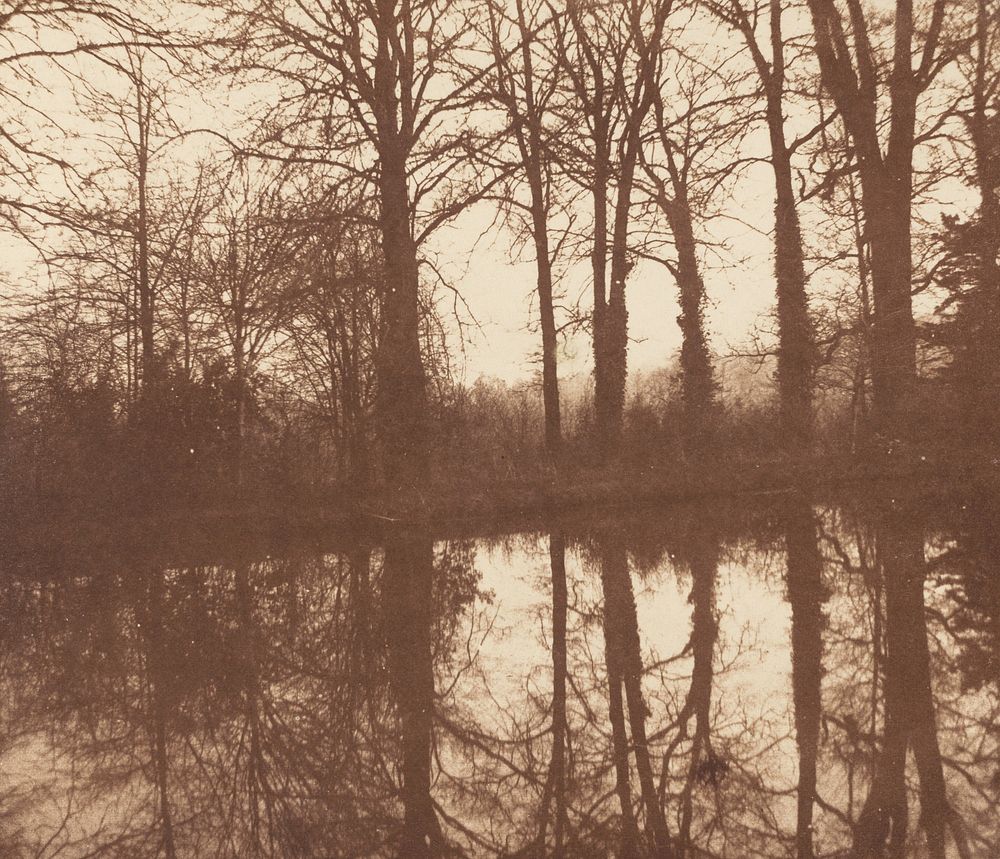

{"left": 0, "top": 491, "right": 996, "bottom": 857}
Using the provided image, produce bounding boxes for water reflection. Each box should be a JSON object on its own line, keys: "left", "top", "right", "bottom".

{"left": 785, "top": 494, "right": 823, "bottom": 859}
{"left": 0, "top": 496, "right": 998, "bottom": 857}
{"left": 384, "top": 531, "right": 439, "bottom": 857}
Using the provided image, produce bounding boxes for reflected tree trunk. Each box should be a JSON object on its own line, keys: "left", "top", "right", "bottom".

{"left": 234, "top": 562, "right": 275, "bottom": 855}
{"left": 785, "top": 497, "right": 825, "bottom": 859}
{"left": 602, "top": 543, "right": 640, "bottom": 858}
{"left": 383, "top": 529, "right": 442, "bottom": 858}
{"left": 600, "top": 533, "right": 674, "bottom": 859}
{"left": 674, "top": 523, "right": 719, "bottom": 859}
{"left": 853, "top": 503, "right": 947, "bottom": 859}
{"left": 142, "top": 566, "right": 177, "bottom": 859}
{"left": 539, "top": 533, "right": 569, "bottom": 856}
{"left": 348, "top": 545, "right": 376, "bottom": 725}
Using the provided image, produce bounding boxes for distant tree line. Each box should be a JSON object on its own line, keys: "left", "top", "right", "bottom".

{"left": 0, "top": 0, "right": 997, "bottom": 514}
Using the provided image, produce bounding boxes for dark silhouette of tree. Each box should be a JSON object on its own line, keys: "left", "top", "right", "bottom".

{"left": 804, "top": 0, "right": 948, "bottom": 441}
{"left": 930, "top": 0, "right": 1000, "bottom": 445}
{"left": 671, "top": 521, "right": 720, "bottom": 858}
{"left": 208, "top": 0, "right": 493, "bottom": 512}
{"left": 552, "top": 0, "right": 672, "bottom": 460}
{"left": 640, "top": 36, "right": 732, "bottom": 459}
{"left": 538, "top": 532, "right": 570, "bottom": 855}
{"left": 484, "top": 0, "right": 568, "bottom": 459}
{"left": 704, "top": 0, "right": 818, "bottom": 455}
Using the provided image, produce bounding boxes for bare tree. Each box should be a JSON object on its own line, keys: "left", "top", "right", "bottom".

{"left": 211, "top": 0, "right": 493, "bottom": 512}
{"left": 195, "top": 162, "right": 308, "bottom": 491}
{"left": 704, "top": 0, "right": 819, "bottom": 455}
{"left": 286, "top": 198, "right": 383, "bottom": 492}
{"left": 804, "top": 0, "right": 949, "bottom": 441}
{"left": 551, "top": 0, "right": 671, "bottom": 460}
{"left": 485, "top": 0, "right": 568, "bottom": 458}
{"left": 639, "top": 24, "right": 741, "bottom": 458}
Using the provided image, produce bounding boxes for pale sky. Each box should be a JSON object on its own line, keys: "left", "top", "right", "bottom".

{"left": 0, "top": 2, "right": 977, "bottom": 391}
{"left": 438, "top": 160, "right": 780, "bottom": 385}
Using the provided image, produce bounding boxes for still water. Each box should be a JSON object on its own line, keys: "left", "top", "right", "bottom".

{"left": 0, "top": 492, "right": 996, "bottom": 858}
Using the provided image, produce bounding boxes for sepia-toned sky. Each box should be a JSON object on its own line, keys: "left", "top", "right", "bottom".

{"left": 444, "top": 197, "right": 779, "bottom": 383}
{"left": 0, "top": 2, "right": 978, "bottom": 389}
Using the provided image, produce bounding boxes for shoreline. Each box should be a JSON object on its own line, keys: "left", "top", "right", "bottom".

{"left": 1, "top": 451, "right": 992, "bottom": 557}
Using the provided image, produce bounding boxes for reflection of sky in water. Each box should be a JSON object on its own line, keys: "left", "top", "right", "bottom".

{"left": 468, "top": 536, "right": 793, "bottom": 744}
{"left": 0, "top": 510, "right": 996, "bottom": 857}
{"left": 448, "top": 535, "right": 801, "bottom": 844}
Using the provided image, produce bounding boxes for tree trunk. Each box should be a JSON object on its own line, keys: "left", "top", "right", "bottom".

{"left": 135, "top": 92, "right": 158, "bottom": 501}
{"left": 234, "top": 348, "right": 247, "bottom": 496}
{"left": 591, "top": 152, "right": 615, "bottom": 460}
{"left": 599, "top": 153, "right": 639, "bottom": 460}
{"left": 511, "top": 0, "right": 563, "bottom": 460}
{"left": 137, "top": 110, "right": 154, "bottom": 393}
{"left": 804, "top": 0, "right": 933, "bottom": 444}
{"left": 532, "top": 202, "right": 563, "bottom": 460}
{"left": 860, "top": 166, "right": 918, "bottom": 441}
{"left": 667, "top": 192, "right": 716, "bottom": 459}
{"left": 769, "top": 113, "right": 815, "bottom": 455}
{"left": 376, "top": 153, "right": 430, "bottom": 514}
